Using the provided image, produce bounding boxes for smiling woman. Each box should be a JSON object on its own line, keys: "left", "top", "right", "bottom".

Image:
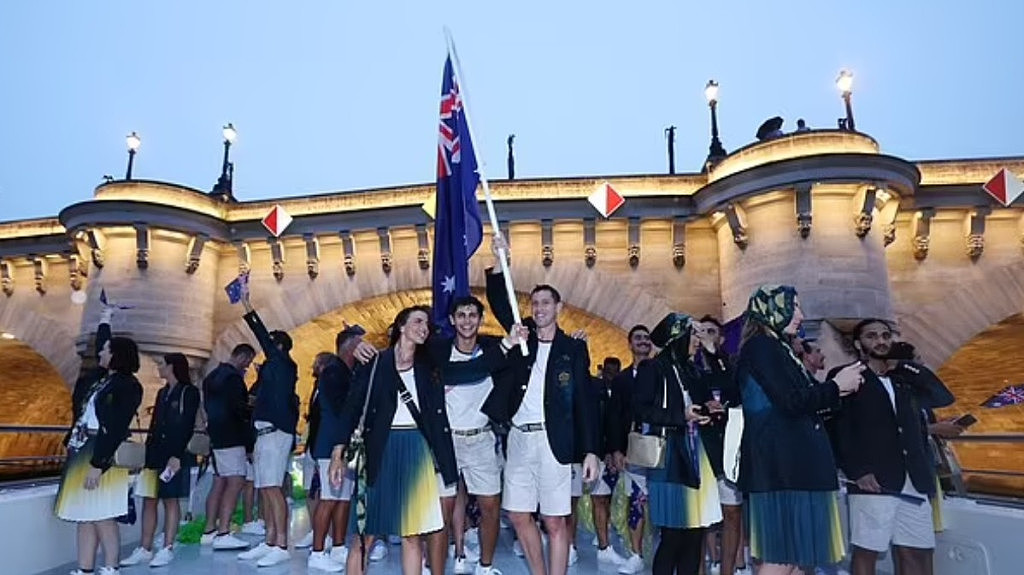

{"left": 0, "top": 337, "right": 72, "bottom": 480}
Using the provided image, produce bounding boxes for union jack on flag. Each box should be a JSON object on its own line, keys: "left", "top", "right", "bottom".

{"left": 980, "top": 384, "right": 1024, "bottom": 408}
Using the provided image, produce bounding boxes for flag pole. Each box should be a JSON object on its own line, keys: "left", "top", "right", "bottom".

{"left": 444, "top": 27, "right": 525, "bottom": 352}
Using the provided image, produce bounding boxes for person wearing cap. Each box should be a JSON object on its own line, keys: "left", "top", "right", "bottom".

{"left": 634, "top": 313, "right": 723, "bottom": 575}
{"left": 306, "top": 324, "right": 368, "bottom": 572}
{"left": 736, "top": 286, "right": 863, "bottom": 575}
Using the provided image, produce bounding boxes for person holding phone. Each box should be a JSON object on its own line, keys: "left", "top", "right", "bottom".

{"left": 830, "top": 320, "right": 955, "bottom": 575}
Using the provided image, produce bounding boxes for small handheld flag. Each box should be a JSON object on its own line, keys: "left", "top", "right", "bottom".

{"left": 225, "top": 273, "right": 250, "bottom": 304}
{"left": 980, "top": 383, "right": 1024, "bottom": 408}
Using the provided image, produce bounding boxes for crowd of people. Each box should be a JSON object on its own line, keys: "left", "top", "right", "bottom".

{"left": 55, "top": 239, "right": 964, "bottom": 575}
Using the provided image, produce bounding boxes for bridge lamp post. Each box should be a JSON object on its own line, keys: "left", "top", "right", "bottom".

{"left": 836, "top": 70, "right": 856, "bottom": 131}
{"left": 704, "top": 80, "right": 727, "bottom": 168}
{"left": 125, "top": 131, "right": 141, "bottom": 180}
{"left": 211, "top": 123, "right": 238, "bottom": 201}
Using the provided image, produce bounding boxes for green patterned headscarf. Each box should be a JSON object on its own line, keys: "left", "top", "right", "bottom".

{"left": 650, "top": 312, "right": 693, "bottom": 348}
{"left": 746, "top": 285, "right": 799, "bottom": 335}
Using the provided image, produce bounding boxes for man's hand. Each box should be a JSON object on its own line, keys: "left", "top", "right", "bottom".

{"left": 613, "top": 450, "right": 627, "bottom": 472}
{"left": 855, "top": 473, "right": 883, "bottom": 493}
{"left": 570, "top": 329, "right": 588, "bottom": 341}
{"left": 833, "top": 362, "right": 865, "bottom": 396}
{"left": 329, "top": 446, "right": 347, "bottom": 488}
{"left": 582, "top": 453, "right": 600, "bottom": 483}
{"left": 502, "top": 323, "right": 529, "bottom": 349}
{"left": 685, "top": 404, "right": 712, "bottom": 425}
{"left": 353, "top": 341, "right": 378, "bottom": 364}
{"left": 166, "top": 456, "right": 181, "bottom": 475}
{"left": 491, "top": 234, "right": 511, "bottom": 267}
{"left": 929, "top": 421, "right": 965, "bottom": 439}
{"left": 84, "top": 466, "right": 102, "bottom": 490}
{"left": 705, "top": 399, "right": 725, "bottom": 414}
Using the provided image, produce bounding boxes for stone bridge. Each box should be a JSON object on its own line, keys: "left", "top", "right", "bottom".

{"left": 2, "top": 130, "right": 1024, "bottom": 485}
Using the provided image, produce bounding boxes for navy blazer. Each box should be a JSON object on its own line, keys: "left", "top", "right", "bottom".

{"left": 66, "top": 322, "right": 112, "bottom": 447}
{"left": 485, "top": 271, "right": 599, "bottom": 464}
{"left": 736, "top": 333, "right": 841, "bottom": 493}
{"left": 203, "top": 363, "right": 253, "bottom": 451}
{"left": 338, "top": 346, "right": 501, "bottom": 487}
{"left": 830, "top": 360, "right": 954, "bottom": 495}
{"left": 144, "top": 383, "right": 200, "bottom": 469}
{"left": 312, "top": 355, "right": 354, "bottom": 460}
{"left": 244, "top": 311, "right": 299, "bottom": 434}
{"left": 606, "top": 366, "right": 638, "bottom": 455}
{"left": 91, "top": 371, "right": 144, "bottom": 471}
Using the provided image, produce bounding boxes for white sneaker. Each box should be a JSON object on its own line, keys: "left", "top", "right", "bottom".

{"left": 257, "top": 546, "right": 291, "bottom": 567}
{"left": 97, "top": 568, "right": 120, "bottom": 575}
{"left": 476, "top": 565, "right": 503, "bottom": 575}
{"left": 369, "top": 539, "right": 388, "bottom": 561}
{"left": 735, "top": 566, "right": 753, "bottom": 575}
{"left": 709, "top": 561, "right": 721, "bottom": 575}
{"left": 325, "top": 535, "right": 334, "bottom": 549}
{"left": 296, "top": 530, "right": 315, "bottom": 549}
{"left": 239, "top": 542, "right": 273, "bottom": 561}
{"left": 149, "top": 547, "right": 174, "bottom": 568}
{"left": 568, "top": 545, "right": 579, "bottom": 566}
{"left": 329, "top": 545, "right": 348, "bottom": 564}
{"left": 466, "top": 527, "right": 480, "bottom": 547}
{"left": 451, "top": 543, "right": 480, "bottom": 562}
{"left": 618, "top": 553, "right": 645, "bottom": 574}
{"left": 119, "top": 547, "right": 153, "bottom": 566}
{"left": 213, "top": 533, "right": 250, "bottom": 550}
{"left": 597, "top": 545, "right": 626, "bottom": 565}
{"left": 200, "top": 531, "right": 217, "bottom": 546}
{"left": 308, "top": 550, "right": 344, "bottom": 572}
{"left": 242, "top": 520, "right": 266, "bottom": 535}
{"left": 454, "top": 556, "right": 475, "bottom": 574}
{"left": 512, "top": 540, "right": 524, "bottom": 557}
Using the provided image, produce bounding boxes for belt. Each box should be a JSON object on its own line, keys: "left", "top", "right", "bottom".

{"left": 255, "top": 425, "right": 278, "bottom": 437}
{"left": 452, "top": 425, "right": 492, "bottom": 437}
{"left": 391, "top": 424, "right": 418, "bottom": 430}
{"left": 513, "top": 422, "right": 545, "bottom": 433}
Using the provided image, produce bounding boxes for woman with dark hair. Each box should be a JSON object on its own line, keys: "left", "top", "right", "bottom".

{"left": 56, "top": 306, "right": 144, "bottom": 575}
{"left": 333, "top": 305, "right": 521, "bottom": 575}
{"left": 634, "top": 313, "right": 722, "bottom": 575}
{"left": 736, "top": 285, "right": 863, "bottom": 575}
{"left": 120, "top": 352, "right": 200, "bottom": 568}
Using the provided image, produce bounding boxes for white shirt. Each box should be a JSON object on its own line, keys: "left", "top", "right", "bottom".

{"left": 513, "top": 341, "right": 551, "bottom": 426}
{"left": 82, "top": 391, "right": 101, "bottom": 431}
{"left": 878, "top": 375, "right": 897, "bottom": 413}
{"left": 392, "top": 368, "right": 421, "bottom": 428}
{"left": 445, "top": 345, "right": 492, "bottom": 431}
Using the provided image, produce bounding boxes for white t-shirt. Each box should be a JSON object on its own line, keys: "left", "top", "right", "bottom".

{"left": 513, "top": 341, "right": 551, "bottom": 426}
{"left": 445, "top": 345, "right": 492, "bottom": 431}
{"left": 878, "top": 375, "right": 897, "bottom": 413}
{"left": 392, "top": 368, "right": 421, "bottom": 428}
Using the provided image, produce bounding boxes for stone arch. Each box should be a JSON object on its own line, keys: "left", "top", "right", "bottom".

{"left": 0, "top": 308, "right": 81, "bottom": 385}
{"left": 209, "top": 259, "right": 674, "bottom": 368}
{"left": 896, "top": 260, "right": 1024, "bottom": 369}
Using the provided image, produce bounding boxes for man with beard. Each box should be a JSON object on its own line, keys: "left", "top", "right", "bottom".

{"left": 830, "top": 319, "right": 954, "bottom": 575}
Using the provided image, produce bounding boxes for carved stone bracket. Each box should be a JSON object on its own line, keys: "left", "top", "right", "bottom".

{"left": 304, "top": 234, "right": 320, "bottom": 279}
{"left": 83, "top": 230, "right": 104, "bottom": 269}
{"left": 68, "top": 253, "right": 85, "bottom": 291}
{"left": 268, "top": 238, "right": 285, "bottom": 281}
{"left": 378, "top": 227, "right": 393, "bottom": 274}
{"left": 912, "top": 209, "right": 935, "bottom": 261}
{"left": 794, "top": 183, "right": 813, "bottom": 239}
{"left": 416, "top": 224, "right": 430, "bottom": 270}
{"left": 134, "top": 223, "right": 150, "bottom": 269}
{"left": 185, "top": 234, "right": 208, "bottom": 275}
{"left": 30, "top": 256, "right": 47, "bottom": 294}
{"left": 340, "top": 231, "right": 356, "bottom": 276}
{"left": 723, "top": 204, "right": 748, "bottom": 249}
{"left": 235, "top": 242, "right": 251, "bottom": 275}
{"left": 964, "top": 207, "right": 990, "bottom": 260}
{"left": 0, "top": 260, "right": 13, "bottom": 296}
{"left": 541, "top": 220, "right": 554, "bottom": 267}
{"left": 583, "top": 218, "right": 596, "bottom": 268}
{"left": 672, "top": 217, "right": 686, "bottom": 268}
{"left": 628, "top": 217, "right": 641, "bottom": 268}
{"left": 883, "top": 224, "right": 897, "bottom": 247}
{"left": 853, "top": 187, "right": 878, "bottom": 239}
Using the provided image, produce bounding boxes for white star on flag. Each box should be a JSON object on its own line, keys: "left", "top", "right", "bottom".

{"left": 442, "top": 275, "right": 456, "bottom": 293}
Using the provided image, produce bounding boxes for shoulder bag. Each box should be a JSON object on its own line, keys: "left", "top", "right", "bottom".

{"left": 627, "top": 369, "right": 669, "bottom": 468}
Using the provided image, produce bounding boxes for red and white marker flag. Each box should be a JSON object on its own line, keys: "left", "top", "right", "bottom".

{"left": 982, "top": 168, "right": 1024, "bottom": 207}
{"left": 261, "top": 204, "right": 293, "bottom": 237}
{"left": 588, "top": 181, "right": 625, "bottom": 218}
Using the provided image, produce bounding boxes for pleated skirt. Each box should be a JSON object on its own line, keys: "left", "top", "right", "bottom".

{"left": 54, "top": 438, "right": 131, "bottom": 522}
{"left": 647, "top": 437, "right": 723, "bottom": 529}
{"left": 748, "top": 489, "right": 845, "bottom": 566}
{"left": 357, "top": 429, "right": 443, "bottom": 537}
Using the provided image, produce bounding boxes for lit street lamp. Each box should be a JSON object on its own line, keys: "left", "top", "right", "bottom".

{"left": 125, "top": 131, "right": 141, "bottom": 180}
{"left": 704, "top": 80, "right": 727, "bottom": 169}
{"left": 837, "top": 70, "right": 856, "bottom": 131}
{"left": 211, "top": 123, "right": 237, "bottom": 201}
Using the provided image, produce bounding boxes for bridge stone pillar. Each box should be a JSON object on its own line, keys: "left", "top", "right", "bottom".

{"left": 698, "top": 131, "right": 921, "bottom": 330}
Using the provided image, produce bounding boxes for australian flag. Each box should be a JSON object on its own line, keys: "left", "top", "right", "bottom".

{"left": 980, "top": 384, "right": 1024, "bottom": 408}
{"left": 432, "top": 55, "right": 483, "bottom": 335}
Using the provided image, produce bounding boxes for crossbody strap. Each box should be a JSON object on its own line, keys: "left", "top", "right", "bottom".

{"left": 394, "top": 371, "right": 429, "bottom": 438}
{"left": 356, "top": 356, "right": 380, "bottom": 434}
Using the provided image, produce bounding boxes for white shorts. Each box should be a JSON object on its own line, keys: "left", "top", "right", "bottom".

{"left": 253, "top": 421, "right": 294, "bottom": 489}
{"left": 571, "top": 462, "right": 614, "bottom": 497}
{"left": 717, "top": 478, "right": 743, "bottom": 506}
{"left": 849, "top": 477, "right": 936, "bottom": 552}
{"left": 439, "top": 429, "right": 503, "bottom": 498}
{"left": 502, "top": 427, "right": 571, "bottom": 516}
{"left": 315, "top": 458, "right": 355, "bottom": 501}
{"left": 212, "top": 446, "right": 248, "bottom": 477}
{"left": 302, "top": 452, "right": 317, "bottom": 491}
